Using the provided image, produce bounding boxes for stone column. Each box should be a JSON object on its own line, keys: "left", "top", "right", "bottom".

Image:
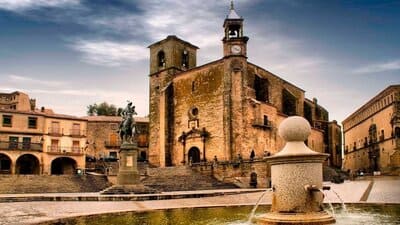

{"left": 117, "top": 142, "right": 140, "bottom": 185}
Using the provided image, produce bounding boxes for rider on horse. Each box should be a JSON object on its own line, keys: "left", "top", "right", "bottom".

{"left": 119, "top": 101, "right": 137, "bottom": 143}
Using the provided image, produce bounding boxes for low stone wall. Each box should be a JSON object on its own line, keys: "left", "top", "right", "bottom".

{"left": 191, "top": 159, "right": 271, "bottom": 188}
{"left": 0, "top": 174, "right": 111, "bottom": 194}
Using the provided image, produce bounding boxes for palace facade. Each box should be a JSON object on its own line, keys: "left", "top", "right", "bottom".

{"left": 343, "top": 85, "right": 400, "bottom": 174}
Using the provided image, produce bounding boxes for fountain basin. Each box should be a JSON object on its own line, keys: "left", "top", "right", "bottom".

{"left": 256, "top": 211, "right": 335, "bottom": 225}
{"left": 33, "top": 204, "right": 400, "bottom": 225}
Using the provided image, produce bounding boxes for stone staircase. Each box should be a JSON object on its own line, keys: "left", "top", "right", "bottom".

{"left": 0, "top": 174, "right": 111, "bottom": 194}
{"left": 142, "top": 166, "right": 238, "bottom": 192}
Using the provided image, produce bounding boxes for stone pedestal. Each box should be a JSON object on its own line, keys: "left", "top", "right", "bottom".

{"left": 101, "top": 142, "right": 157, "bottom": 195}
{"left": 117, "top": 143, "right": 140, "bottom": 185}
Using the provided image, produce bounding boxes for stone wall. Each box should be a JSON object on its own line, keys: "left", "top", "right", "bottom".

{"left": 86, "top": 118, "right": 120, "bottom": 159}
{"left": 192, "top": 159, "right": 270, "bottom": 188}
{"left": 172, "top": 62, "right": 226, "bottom": 164}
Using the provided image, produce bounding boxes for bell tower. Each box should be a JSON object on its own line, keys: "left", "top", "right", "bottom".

{"left": 223, "top": 1, "right": 249, "bottom": 57}
{"left": 148, "top": 35, "right": 198, "bottom": 75}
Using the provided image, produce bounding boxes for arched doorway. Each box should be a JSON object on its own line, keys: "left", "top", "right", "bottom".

{"left": 0, "top": 153, "right": 12, "bottom": 174}
{"left": 16, "top": 154, "right": 40, "bottom": 174}
{"left": 51, "top": 157, "right": 77, "bottom": 175}
{"left": 188, "top": 147, "right": 200, "bottom": 163}
{"left": 139, "top": 151, "right": 147, "bottom": 162}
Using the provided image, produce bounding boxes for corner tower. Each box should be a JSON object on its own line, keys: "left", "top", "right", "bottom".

{"left": 148, "top": 36, "right": 198, "bottom": 167}
{"left": 222, "top": 1, "right": 249, "bottom": 57}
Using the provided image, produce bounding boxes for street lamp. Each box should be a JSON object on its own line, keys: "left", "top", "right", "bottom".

{"left": 178, "top": 132, "right": 187, "bottom": 164}
{"left": 200, "top": 128, "right": 209, "bottom": 162}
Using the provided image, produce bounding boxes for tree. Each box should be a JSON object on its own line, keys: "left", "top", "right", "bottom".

{"left": 86, "top": 102, "right": 123, "bottom": 116}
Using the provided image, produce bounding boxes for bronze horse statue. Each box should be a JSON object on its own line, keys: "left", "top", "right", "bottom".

{"left": 119, "top": 102, "right": 137, "bottom": 143}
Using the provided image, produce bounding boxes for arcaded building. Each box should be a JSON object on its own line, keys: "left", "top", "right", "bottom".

{"left": 0, "top": 92, "right": 86, "bottom": 175}
{"left": 148, "top": 5, "right": 340, "bottom": 167}
{"left": 343, "top": 85, "right": 400, "bottom": 174}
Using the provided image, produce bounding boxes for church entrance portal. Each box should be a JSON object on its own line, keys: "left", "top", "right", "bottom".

{"left": 16, "top": 154, "right": 40, "bottom": 174}
{"left": 188, "top": 147, "right": 200, "bottom": 163}
{"left": 51, "top": 157, "right": 77, "bottom": 175}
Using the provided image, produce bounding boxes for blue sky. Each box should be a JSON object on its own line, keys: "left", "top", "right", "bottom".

{"left": 0, "top": 0, "right": 399, "bottom": 123}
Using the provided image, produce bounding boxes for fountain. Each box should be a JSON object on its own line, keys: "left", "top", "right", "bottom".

{"left": 256, "top": 116, "right": 335, "bottom": 224}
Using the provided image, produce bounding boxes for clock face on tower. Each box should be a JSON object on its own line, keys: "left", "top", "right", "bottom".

{"left": 231, "top": 45, "right": 241, "bottom": 54}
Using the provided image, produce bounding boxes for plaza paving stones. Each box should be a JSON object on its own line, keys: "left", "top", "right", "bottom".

{"left": 366, "top": 176, "right": 400, "bottom": 203}
{"left": 0, "top": 176, "right": 398, "bottom": 225}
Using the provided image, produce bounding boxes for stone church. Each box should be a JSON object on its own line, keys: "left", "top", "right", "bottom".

{"left": 148, "top": 4, "right": 341, "bottom": 167}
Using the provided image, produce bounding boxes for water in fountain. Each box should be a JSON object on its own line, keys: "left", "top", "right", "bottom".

{"left": 247, "top": 188, "right": 272, "bottom": 223}
{"left": 331, "top": 189, "right": 348, "bottom": 213}
{"left": 321, "top": 188, "right": 335, "bottom": 216}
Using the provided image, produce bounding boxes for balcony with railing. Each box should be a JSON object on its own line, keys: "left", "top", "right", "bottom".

{"left": 104, "top": 140, "right": 121, "bottom": 148}
{"left": 69, "top": 129, "right": 86, "bottom": 137}
{"left": 0, "top": 141, "right": 43, "bottom": 151}
{"left": 252, "top": 120, "right": 273, "bottom": 130}
{"left": 47, "top": 145, "right": 84, "bottom": 155}
{"left": 48, "top": 127, "right": 63, "bottom": 136}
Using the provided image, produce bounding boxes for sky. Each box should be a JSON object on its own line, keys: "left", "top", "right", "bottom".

{"left": 0, "top": 0, "right": 399, "bottom": 123}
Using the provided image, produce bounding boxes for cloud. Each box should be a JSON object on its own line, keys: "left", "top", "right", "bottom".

{"left": 8, "top": 74, "right": 66, "bottom": 87}
{"left": 352, "top": 59, "right": 400, "bottom": 74}
{"left": 0, "top": 0, "right": 80, "bottom": 11}
{"left": 70, "top": 40, "right": 148, "bottom": 66}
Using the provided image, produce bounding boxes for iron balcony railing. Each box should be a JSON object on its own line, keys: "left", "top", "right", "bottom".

{"left": 69, "top": 129, "right": 86, "bottom": 137}
{"left": 47, "top": 146, "right": 84, "bottom": 154}
{"left": 104, "top": 140, "right": 121, "bottom": 148}
{"left": 48, "top": 127, "right": 63, "bottom": 136}
{"left": 0, "top": 141, "right": 43, "bottom": 151}
{"left": 252, "top": 120, "right": 273, "bottom": 129}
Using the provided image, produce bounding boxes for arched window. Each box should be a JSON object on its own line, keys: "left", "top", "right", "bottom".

{"left": 228, "top": 25, "right": 241, "bottom": 39}
{"left": 304, "top": 102, "right": 313, "bottom": 124}
{"left": 192, "top": 81, "right": 196, "bottom": 92}
{"left": 182, "top": 50, "right": 189, "bottom": 68}
{"left": 395, "top": 127, "right": 400, "bottom": 138}
{"left": 158, "top": 51, "right": 165, "bottom": 67}
{"left": 282, "top": 89, "right": 297, "bottom": 116}
{"left": 254, "top": 75, "right": 269, "bottom": 102}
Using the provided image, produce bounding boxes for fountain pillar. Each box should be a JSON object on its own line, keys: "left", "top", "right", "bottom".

{"left": 257, "top": 116, "right": 335, "bottom": 224}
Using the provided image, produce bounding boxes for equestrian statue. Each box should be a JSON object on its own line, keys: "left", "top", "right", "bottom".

{"left": 119, "top": 101, "right": 137, "bottom": 143}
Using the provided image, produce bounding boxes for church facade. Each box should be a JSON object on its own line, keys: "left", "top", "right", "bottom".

{"left": 148, "top": 5, "right": 341, "bottom": 167}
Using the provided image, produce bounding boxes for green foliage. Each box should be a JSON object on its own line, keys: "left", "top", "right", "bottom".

{"left": 86, "top": 102, "right": 123, "bottom": 116}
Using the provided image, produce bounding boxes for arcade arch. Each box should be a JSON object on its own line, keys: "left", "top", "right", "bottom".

{"left": 51, "top": 157, "right": 77, "bottom": 175}
{"left": 0, "top": 153, "right": 12, "bottom": 174}
{"left": 16, "top": 154, "right": 40, "bottom": 174}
